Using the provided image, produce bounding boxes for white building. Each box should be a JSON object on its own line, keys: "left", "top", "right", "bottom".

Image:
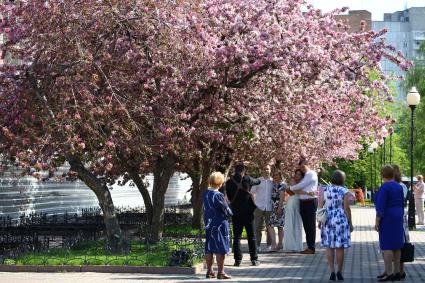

{"left": 372, "top": 7, "right": 425, "bottom": 98}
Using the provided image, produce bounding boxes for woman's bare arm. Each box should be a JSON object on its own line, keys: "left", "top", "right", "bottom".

{"left": 343, "top": 193, "right": 353, "bottom": 232}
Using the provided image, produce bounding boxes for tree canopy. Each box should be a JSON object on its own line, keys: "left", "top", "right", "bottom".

{"left": 0, "top": 0, "right": 411, "bottom": 240}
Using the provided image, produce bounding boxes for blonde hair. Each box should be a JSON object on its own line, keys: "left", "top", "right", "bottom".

{"left": 417, "top": 175, "right": 424, "bottom": 181}
{"left": 209, "top": 171, "right": 225, "bottom": 188}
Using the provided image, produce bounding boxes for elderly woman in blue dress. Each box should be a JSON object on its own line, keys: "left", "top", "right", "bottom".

{"left": 203, "top": 171, "right": 232, "bottom": 279}
{"left": 375, "top": 165, "right": 404, "bottom": 282}
{"left": 319, "top": 170, "right": 353, "bottom": 282}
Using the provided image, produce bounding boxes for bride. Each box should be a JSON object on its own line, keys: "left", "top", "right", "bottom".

{"left": 283, "top": 169, "right": 305, "bottom": 252}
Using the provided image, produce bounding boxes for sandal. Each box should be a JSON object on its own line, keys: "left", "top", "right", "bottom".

{"left": 217, "top": 273, "right": 232, "bottom": 280}
{"left": 206, "top": 271, "right": 216, "bottom": 278}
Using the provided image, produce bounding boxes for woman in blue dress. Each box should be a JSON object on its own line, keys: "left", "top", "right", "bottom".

{"left": 375, "top": 165, "right": 404, "bottom": 282}
{"left": 203, "top": 171, "right": 232, "bottom": 279}
{"left": 319, "top": 170, "right": 353, "bottom": 281}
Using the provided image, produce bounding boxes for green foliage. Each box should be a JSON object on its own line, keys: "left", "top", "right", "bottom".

{"left": 320, "top": 136, "right": 408, "bottom": 190}
{"left": 3, "top": 259, "right": 16, "bottom": 265}
{"left": 320, "top": 156, "right": 368, "bottom": 189}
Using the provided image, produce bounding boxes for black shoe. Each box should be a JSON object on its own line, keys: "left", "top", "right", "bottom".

{"left": 400, "top": 272, "right": 406, "bottom": 280}
{"left": 233, "top": 261, "right": 241, "bottom": 267}
{"left": 329, "top": 272, "right": 336, "bottom": 281}
{"left": 392, "top": 273, "right": 401, "bottom": 281}
{"left": 378, "top": 274, "right": 394, "bottom": 282}
{"left": 377, "top": 273, "right": 387, "bottom": 279}
{"left": 336, "top": 272, "right": 344, "bottom": 281}
{"left": 251, "top": 260, "right": 260, "bottom": 266}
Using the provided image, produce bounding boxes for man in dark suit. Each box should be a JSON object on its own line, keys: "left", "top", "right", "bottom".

{"left": 225, "top": 163, "right": 261, "bottom": 266}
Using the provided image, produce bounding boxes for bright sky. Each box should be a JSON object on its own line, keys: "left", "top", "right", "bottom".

{"left": 306, "top": 0, "right": 425, "bottom": 21}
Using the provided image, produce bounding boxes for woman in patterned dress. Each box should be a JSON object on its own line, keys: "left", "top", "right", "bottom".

{"left": 319, "top": 170, "right": 353, "bottom": 282}
{"left": 267, "top": 170, "right": 286, "bottom": 251}
{"left": 203, "top": 172, "right": 233, "bottom": 279}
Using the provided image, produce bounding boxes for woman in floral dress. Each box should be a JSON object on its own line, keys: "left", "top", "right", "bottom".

{"left": 267, "top": 171, "right": 286, "bottom": 251}
{"left": 319, "top": 170, "right": 353, "bottom": 281}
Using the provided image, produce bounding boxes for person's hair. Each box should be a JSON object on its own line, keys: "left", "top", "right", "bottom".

{"left": 234, "top": 163, "right": 245, "bottom": 175}
{"left": 417, "top": 175, "right": 423, "bottom": 181}
{"left": 298, "top": 159, "right": 308, "bottom": 166}
{"left": 294, "top": 169, "right": 305, "bottom": 178}
{"left": 392, "top": 164, "right": 402, "bottom": 183}
{"left": 331, "top": 170, "right": 346, "bottom": 186}
{"left": 209, "top": 171, "right": 225, "bottom": 188}
{"left": 381, "top": 165, "right": 395, "bottom": 180}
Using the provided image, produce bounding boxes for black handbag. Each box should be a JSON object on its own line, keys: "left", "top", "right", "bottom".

{"left": 401, "top": 230, "right": 414, "bottom": 262}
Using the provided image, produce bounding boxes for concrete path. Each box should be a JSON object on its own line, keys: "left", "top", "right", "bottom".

{"left": 1, "top": 207, "right": 425, "bottom": 282}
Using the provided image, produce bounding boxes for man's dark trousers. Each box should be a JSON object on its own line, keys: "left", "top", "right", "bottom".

{"left": 232, "top": 216, "right": 258, "bottom": 262}
{"left": 299, "top": 198, "right": 318, "bottom": 251}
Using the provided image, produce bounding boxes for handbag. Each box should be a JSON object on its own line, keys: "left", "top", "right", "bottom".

{"left": 316, "top": 190, "right": 328, "bottom": 224}
{"left": 401, "top": 229, "right": 414, "bottom": 262}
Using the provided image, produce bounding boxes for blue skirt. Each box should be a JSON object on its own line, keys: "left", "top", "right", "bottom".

{"left": 205, "top": 220, "right": 230, "bottom": 254}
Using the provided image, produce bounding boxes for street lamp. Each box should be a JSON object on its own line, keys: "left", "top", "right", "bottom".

{"left": 368, "top": 145, "right": 374, "bottom": 197}
{"left": 379, "top": 138, "right": 384, "bottom": 185}
{"left": 382, "top": 127, "right": 388, "bottom": 164}
{"left": 407, "top": 86, "right": 420, "bottom": 230}
{"left": 371, "top": 141, "right": 379, "bottom": 193}
{"left": 389, "top": 127, "right": 394, "bottom": 164}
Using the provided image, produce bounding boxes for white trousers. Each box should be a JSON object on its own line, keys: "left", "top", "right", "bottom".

{"left": 415, "top": 198, "right": 424, "bottom": 224}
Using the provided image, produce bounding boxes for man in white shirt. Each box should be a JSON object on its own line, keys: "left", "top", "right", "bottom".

{"left": 251, "top": 165, "right": 274, "bottom": 250}
{"left": 414, "top": 175, "right": 425, "bottom": 225}
{"left": 290, "top": 159, "right": 318, "bottom": 254}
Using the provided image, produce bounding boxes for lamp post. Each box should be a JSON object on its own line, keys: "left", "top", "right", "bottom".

{"left": 382, "top": 127, "right": 388, "bottom": 164}
{"left": 371, "top": 141, "right": 379, "bottom": 193}
{"left": 379, "top": 138, "right": 384, "bottom": 185}
{"left": 407, "top": 87, "right": 420, "bottom": 230}
{"left": 368, "top": 145, "right": 374, "bottom": 196}
{"left": 389, "top": 127, "right": 394, "bottom": 164}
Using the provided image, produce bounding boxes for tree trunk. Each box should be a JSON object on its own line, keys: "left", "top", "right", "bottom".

{"left": 191, "top": 154, "right": 215, "bottom": 229}
{"left": 129, "top": 169, "right": 153, "bottom": 227}
{"left": 68, "top": 155, "right": 125, "bottom": 253}
{"left": 224, "top": 160, "right": 234, "bottom": 180}
{"left": 150, "top": 153, "right": 176, "bottom": 243}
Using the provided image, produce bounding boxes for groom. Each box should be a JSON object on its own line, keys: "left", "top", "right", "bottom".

{"left": 290, "top": 159, "right": 318, "bottom": 254}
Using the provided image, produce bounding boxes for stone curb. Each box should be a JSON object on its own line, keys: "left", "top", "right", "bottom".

{"left": 0, "top": 263, "right": 203, "bottom": 274}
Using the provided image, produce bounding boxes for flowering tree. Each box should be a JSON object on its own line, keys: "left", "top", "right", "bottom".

{"left": 174, "top": 0, "right": 411, "bottom": 227}
{"left": 0, "top": 0, "right": 410, "bottom": 239}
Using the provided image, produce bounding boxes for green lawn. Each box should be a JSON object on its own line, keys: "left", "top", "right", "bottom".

{"left": 164, "top": 224, "right": 204, "bottom": 237}
{"left": 4, "top": 240, "right": 203, "bottom": 267}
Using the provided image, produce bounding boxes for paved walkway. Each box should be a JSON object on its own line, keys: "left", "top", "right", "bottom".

{"left": 1, "top": 207, "right": 425, "bottom": 282}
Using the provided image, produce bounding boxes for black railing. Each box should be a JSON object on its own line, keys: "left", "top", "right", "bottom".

{"left": 0, "top": 204, "right": 201, "bottom": 266}
{"left": 0, "top": 204, "right": 192, "bottom": 229}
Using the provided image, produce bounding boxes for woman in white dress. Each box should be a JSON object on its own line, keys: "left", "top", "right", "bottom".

{"left": 283, "top": 169, "right": 305, "bottom": 252}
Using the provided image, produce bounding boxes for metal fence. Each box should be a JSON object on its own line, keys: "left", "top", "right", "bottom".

{"left": 0, "top": 205, "right": 203, "bottom": 267}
